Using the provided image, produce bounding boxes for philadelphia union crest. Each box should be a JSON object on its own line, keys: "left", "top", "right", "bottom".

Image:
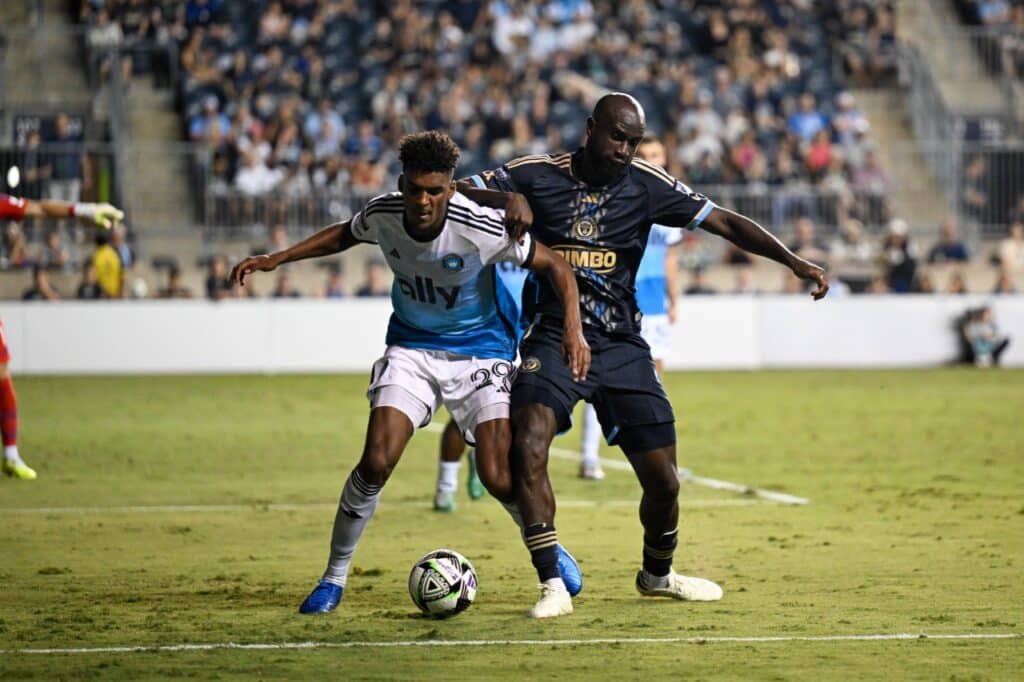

{"left": 573, "top": 217, "right": 597, "bottom": 239}
{"left": 521, "top": 357, "right": 541, "bottom": 373}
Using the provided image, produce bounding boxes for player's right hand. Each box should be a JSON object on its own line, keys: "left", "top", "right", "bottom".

{"left": 505, "top": 193, "right": 533, "bottom": 240}
{"left": 562, "top": 327, "right": 591, "bottom": 383}
{"left": 230, "top": 254, "right": 277, "bottom": 286}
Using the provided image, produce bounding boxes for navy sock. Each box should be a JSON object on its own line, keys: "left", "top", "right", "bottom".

{"left": 643, "top": 528, "right": 678, "bottom": 577}
{"left": 524, "top": 523, "right": 560, "bottom": 582}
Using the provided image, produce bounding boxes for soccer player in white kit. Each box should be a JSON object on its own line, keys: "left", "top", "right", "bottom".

{"left": 229, "top": 132, "right": 588, "bottom": 613}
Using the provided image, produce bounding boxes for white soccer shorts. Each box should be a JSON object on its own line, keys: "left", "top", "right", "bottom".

{"left": 640, "top": 313, "right": 672, "bottom": 362}
{"left": 367, "top": 345, "right": 513, "bottom": 443}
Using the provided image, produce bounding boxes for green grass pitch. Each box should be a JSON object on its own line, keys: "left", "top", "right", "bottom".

{"left": 1, "top": 370, "right": 1022, "bottom": 679}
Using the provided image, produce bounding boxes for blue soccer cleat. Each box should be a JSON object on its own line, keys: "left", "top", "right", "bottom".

{"left": 298, "top": 580, "right": 343, "bottom": 614}
{"left": 557, "top": 544, "right": 583, "bottom": 597}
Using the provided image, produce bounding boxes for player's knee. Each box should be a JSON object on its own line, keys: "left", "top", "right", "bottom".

{"left": 511, "top": 428, "right": 548, "bottom": 475}
{"left": 357, "top": 447, "right": 395, "bottom": 486}
{"left": 510, "top": 409, "right": 554, "bottom": 465}
{"left": 359, "top": 435, "right": 402, "bottom": 485}
{"left": 476, "top": 456, "right": 513, "bottom": 502}
{"left": 659, "top": 474, "right": 680, "bottom": 500}
{"left": 0, "top": 363, "right": 9, "bottom": 380}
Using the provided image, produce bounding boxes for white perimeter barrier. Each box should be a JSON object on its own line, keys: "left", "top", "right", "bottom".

{"left": 1, "top": 295, "right": 1022, "bottom": 374}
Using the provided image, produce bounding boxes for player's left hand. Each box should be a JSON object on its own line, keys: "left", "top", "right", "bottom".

{"left": 562, "top": 327, "right": 591, "bottom": 382}
{"left": 75, "top": 202, "right": 125, "bottom": 230}
{"left": 791, "top": 259, "right": 829, "bottom": 300}
{"left": 505, "top": 193, "right": 533, "bottom": 240}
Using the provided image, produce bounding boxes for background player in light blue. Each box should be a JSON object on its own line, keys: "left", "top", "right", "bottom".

{"left": 578, "top": 137, "right": 681, "bottom": 480}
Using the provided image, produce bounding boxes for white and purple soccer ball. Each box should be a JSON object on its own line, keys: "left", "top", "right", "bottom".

{"left": 408, "top": 549, "right": 477, "bottom": 618}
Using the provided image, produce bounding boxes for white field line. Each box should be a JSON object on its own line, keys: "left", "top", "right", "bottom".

{"left": 7, "top": 633, "right": 1020, "bottom": 655}
{"left": 0, "top": 498, "right": 758, "bottom": 516}
{"left": 423, "top": 422, "right": 810, "bottom": 505}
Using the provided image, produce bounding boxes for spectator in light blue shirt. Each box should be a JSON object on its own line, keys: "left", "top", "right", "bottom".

{"left": 303, "top": 98, "right": 345, "bottom": 144}
{"left": 787, "top": 92, "right": 828, "bottom": 143}
{"left": 189, "top": 96, "right": 230, "bottom": 142}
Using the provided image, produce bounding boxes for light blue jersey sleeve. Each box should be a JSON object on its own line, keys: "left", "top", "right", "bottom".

{"left": 635, "top": 224, "right": 682, "bottom": 316}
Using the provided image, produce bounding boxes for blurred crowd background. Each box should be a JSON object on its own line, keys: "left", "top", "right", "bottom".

{"left": 1, "top": 0, "right": 1023, "bottom": 300}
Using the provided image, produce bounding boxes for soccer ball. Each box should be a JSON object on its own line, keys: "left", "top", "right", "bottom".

{"left": 408, "top": 549, "right": 477, "bottom": 618}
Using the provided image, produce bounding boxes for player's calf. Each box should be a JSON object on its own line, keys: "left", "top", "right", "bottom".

{"left": 472, "top": 419, "right": 514, "bottom": 503}
{"left": 300, "top": 406, "right": 413, "bottom": 614}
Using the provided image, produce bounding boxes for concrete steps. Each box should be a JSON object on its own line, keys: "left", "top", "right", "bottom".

{"left": 122, "top": 79, "right": 193, "bottom": 232}
{"left": 896, "top": 0, "right": 1004, "bottom": 114}
{"left": 2, "top": 19, "right": 91, "bottom": 109}
{"left": 852, "top": 88, "right": 950, "bottom": 232}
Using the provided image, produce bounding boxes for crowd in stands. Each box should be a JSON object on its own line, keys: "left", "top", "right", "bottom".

{"left": 953, "top": 0, "right": 1024, "bottom": 79}
{"left": 3, "top": 2, "right": 1014, "bottom": 299}
{"left": 675, "top": 214, "right": 1024, "bottom": 296}
{"left": 78, "top": 0, "right": 898, "bottom": 233}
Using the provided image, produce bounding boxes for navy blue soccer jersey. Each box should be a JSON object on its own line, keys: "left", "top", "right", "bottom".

{"left": 471, "top": 149, "right": 714, "bottom": 334}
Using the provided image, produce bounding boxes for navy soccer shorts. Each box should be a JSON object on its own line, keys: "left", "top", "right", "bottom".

{"left": 511, "top": 321, "right": 676, "bottom": 452}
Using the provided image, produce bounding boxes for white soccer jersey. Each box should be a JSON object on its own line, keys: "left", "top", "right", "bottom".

{"left": 350, "top": 191, "right": 535, "bottom": 360}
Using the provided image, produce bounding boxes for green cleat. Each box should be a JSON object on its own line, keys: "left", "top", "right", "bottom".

{"left": 466, "top": 450, "right": 485, "bottom": 500}
{"left": 433, "top": 490, "right": 455, "bottom": 513}
{"left": 3, "top": 458, "right": 37, "bottom": 480}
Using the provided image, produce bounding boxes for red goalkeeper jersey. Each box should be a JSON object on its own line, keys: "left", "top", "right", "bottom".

{"left": 0, "top": 194, "right": 27, "bottom": 221}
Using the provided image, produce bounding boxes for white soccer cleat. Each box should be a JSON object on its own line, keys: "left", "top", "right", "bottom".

{"left": 579, "top": 462, "right": 605, "bottom": 481}
{"left": 635, "top": 570, "right": 723, "bottom": 601}
{"left": 528, "top": 584, "right": 573, "bottom": 619}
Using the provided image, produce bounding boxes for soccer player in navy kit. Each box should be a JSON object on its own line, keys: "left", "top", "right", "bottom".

{"left": 462, "top": 93, "right": 828, "bottom": 618}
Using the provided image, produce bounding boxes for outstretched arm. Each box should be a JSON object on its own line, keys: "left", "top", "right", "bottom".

{"left": 456, "top": 181, "right": 533, "bottom": 238}
{"left": 525, "top": 243, "right": 590, "bottom": 381}
{"left": 230, "top": 219, "right": 360, "bottom": 286}
{"left": 699, "top": 207, "right": 829, "bottom": 300}
{"left": 22, "top": 199, "right": 124, "bottom": 229}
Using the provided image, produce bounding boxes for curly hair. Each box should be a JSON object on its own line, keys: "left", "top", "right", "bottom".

{"left": 398, "top": 131, "right": 461, "bottom": 175}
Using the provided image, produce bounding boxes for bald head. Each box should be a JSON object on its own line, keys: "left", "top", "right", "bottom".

{"left": 580, "top": 92, "right": 647, "bottom": 185}
{"left": 592, "top": 92, "right": 646, "bottom": 129}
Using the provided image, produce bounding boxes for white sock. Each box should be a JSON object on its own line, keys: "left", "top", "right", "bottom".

{"left": 4, "top": 444, "right": 23, "bottom": 465}
{"left": 543, "top": 577, "right": 569, "bottom": 593}
{"left": 436, "top": 461, "right": 460, "bottom": 495}
{"left": 323, "top": 469, "right": 382, "bottom": 587}
{"left": 580, "top": 404, "right": 601, "bottom": 466}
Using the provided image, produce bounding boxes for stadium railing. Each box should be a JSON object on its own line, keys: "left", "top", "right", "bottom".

{"left": 0, "top": 142, "right": 121, "bottom": 209}
{"left": 93, "top": 139, "right": 1021, "bottom": 244}
{"left": 0, "top": 24, "right": 130, "bottom": 222}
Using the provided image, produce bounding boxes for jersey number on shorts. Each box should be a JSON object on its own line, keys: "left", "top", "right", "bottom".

{"left": 471, "top": 361, "right": 514, "bottom": 393}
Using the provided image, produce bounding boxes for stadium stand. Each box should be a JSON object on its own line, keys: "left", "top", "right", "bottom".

{"left": 0, "top": 1, "right": 1020, "bottom": 299}
{"left": 78, "top": 0, "right": 898, "bottom": 234}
